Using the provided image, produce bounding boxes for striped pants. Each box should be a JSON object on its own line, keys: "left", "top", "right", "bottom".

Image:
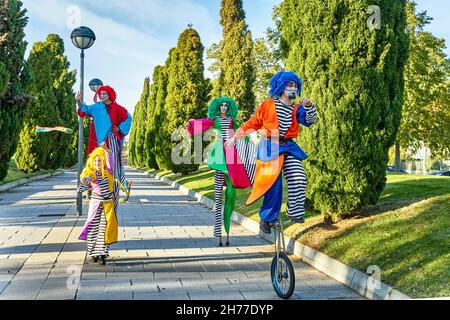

{"left": 259, "top": 154, "right": 307, "bottom": 223}
{"left": 107, "top": 133, "right": 126, "bottom": 214}
{"left": 87, "top": 203, "right": 110, "bottom": 257}
{"left": 213, "top": 170, "right": 237, "bottom": 238}
{"left": 213, "top": 171, "right": 226, "bottom": 237}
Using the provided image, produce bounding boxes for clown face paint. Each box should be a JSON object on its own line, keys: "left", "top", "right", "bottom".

{"left": 94, "top": 156, "right": 102, "bottom": 171}
{"left": 284, "top": 81, "right": 298, "bottom": 99}
{"left": 220, "top": 103, "right": 228, "bottom": 115}
{"left": 99, "top": 91, "right": 110, "bottom": 103}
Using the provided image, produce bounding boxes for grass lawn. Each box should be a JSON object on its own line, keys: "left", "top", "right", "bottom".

{"left": 0, "top": 160, "right": 52, "bottom": 186}
{"left": 149, "top": 165, "right": 450, "bottom": 298}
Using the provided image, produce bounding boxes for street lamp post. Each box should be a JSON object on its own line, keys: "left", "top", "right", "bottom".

{"left": 71, "top": 26, "right": 96, "bottom": 217}
{"left": 89, "top": 78, "right": 103, "bottom": 93}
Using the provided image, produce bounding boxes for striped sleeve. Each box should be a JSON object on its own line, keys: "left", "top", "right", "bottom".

{"left": 297, "top": 104, "right": 317, "bottom": 127}
{"left": 77, "top": 181, "right": 90, "bottom": 193}
{"left": 305, "top": 104, "right": 317, "bottom": 124}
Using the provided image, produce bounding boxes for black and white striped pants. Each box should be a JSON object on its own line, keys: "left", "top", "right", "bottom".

{"left": 283, "top": 155, "right": 307, "bottom": 218}
{"left": 87, "top": 203, "right": 110, "bottom": 257}
{"left": 213, "top": 171, "right": 226, "bottom": 237}
{"left": 260, "top": 154, "right": 307, "bottom": 223}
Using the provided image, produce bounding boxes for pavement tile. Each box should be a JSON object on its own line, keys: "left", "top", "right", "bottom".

{"left": 0, "top": 169, "right": 362, "bottom": 301}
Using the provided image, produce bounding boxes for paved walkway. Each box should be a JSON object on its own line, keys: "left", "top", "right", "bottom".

{"left": 0, "top": 168, "right": 363, "bottom": 300}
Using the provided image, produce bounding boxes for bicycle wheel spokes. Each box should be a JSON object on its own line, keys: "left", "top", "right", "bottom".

{"left": 271, "top": 252, "right": 295, "bottom": 299}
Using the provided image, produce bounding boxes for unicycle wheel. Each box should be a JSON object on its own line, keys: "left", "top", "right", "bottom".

{"left": 271, "top": 252, "right": 295, "bottom": 299}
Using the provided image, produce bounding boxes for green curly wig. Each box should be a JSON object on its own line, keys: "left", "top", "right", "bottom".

{"left": 207, "top": 96, "right": 239, "bottom": 121}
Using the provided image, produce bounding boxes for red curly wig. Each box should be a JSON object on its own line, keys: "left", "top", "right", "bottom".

{"left": 95, "top": 85, "right": 117, "bottom": 103}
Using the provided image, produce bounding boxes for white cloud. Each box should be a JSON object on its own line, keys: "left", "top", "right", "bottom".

{"left": 22, "top": 0, "right": 222, "bottom": 114}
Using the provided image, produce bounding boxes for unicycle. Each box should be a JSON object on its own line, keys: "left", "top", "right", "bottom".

{"left": 270, "top": 219, "right": 295, "bottom": 299}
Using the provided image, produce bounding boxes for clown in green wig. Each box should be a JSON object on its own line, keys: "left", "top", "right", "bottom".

{"left": 187, "top": 96, "right": 256, "bottom": 247}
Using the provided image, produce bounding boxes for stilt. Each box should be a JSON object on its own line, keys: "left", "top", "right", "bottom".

{"left": 218, "top": 236, "right": 223, "bottom": 247}
{"left": 225, "top": 234, "right": 229, "bottom": 246}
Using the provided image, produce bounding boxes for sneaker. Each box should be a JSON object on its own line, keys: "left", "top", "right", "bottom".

{"left": 290, "top": 216, "right": 305, "bottom": 224}
{"left": 90, "top": 256, "right": 99, "bottom": 263}
{"left": 259, "top": 219, "right": 272, "bottom": 234}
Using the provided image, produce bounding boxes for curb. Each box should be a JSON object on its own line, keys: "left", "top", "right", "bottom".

{"left": 147, "top": 171, "right": 411, "bottom": 300}
{"left": 0, "top": 170, "right": 65, "bottom": 193}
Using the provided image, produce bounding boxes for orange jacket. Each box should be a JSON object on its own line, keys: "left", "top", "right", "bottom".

{"left": 236, "top": 99, "right": 301, "bottom": 139}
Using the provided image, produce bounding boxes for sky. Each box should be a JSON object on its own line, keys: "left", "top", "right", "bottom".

{"left": 21, "top": 0, "right": 450, "bottom": 115}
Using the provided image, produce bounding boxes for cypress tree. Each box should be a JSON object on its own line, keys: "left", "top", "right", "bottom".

{"left": 135, "top": 77, "right": 150, "bottom": 167}
{"left": 165, "top": 28, "right": 209, "bottom": 174}
{"left": 0, "top": 0, "right": 32, "bottom": 180}
{"left": 153, "top": 49, "right": 175, "bottom": 170}
{"left": 279, "top": 0, "right": 409, "bottom": 221}
{"left": 15, "top": 37, "right": 61, "bottom": 172}
{"left": 144, "top": 66, "right": 163, "bottom": 170}
{"left": 43, "top": 34, "right": 76, "bottom": 169}
{"left": 220, "top": 0, "right": 255, "bottom": 122}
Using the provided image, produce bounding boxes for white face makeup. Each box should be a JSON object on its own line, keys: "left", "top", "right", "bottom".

{"left": 99, "top": 91, "right": 109, "bottom": 103}
{"left": 94, "top": 156, "right": 102, "bottom": 171}
{"left": 284, "top": 82, "right": 298, "bottom": 99}
{"left": 220, "top": 103, "right": 228, "bottom": 115}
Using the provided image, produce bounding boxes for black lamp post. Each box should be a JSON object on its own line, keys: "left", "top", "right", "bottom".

{"left": 89, "top": 78, "right": 103, "bottom": 93}
{"left": 71, "top": 26, "right": 96, "bottom": 217}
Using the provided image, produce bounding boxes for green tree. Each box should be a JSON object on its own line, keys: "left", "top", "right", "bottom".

{"left": 220, "top": 0, "right": 255, "bottom": 122}
{"left": 165, "top": 27, "right": 209, "bottom": 174}
{"left": 279, "top": 0, "right": 409, "bottom": 222}
{"left": 153, "top": 49, "right": 175, "bottom": 170}
{"left": 144, "top": 66, "right": 163, "bottom": 170}
{"left": 44, "top": 34, "right": 76, "bottom": 169}
{"left": 252, "top": 35, "right": 283, "bottom": 105}
{"left": 207, "top": 0, "right": 255, "bottom": 122}
{"left": 206, "top": 42, "right": 223, "bottom": 98}
{"left": 252, "top": 4, "right": 285, "bottom": 106}
{"left": 135, "top": 77, "right": 150, "bottom": 167}
{"left": 0, "top": 0, "right": 32, "bottom": 180}
{"left": 398, "top": 1, "right": 450, "bottom": 161}
{"left": 15, "top": 36, "right": 62, "bottom": 172}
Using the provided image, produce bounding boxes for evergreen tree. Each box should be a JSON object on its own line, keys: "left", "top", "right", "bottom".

{"left": 206, "top": 42, "right": 223, "bottom": 98}
{"left": 279, "top": 0, "right": 409, "bottom": 221}
{"left": 135, "top": 77, "right": 150, "bottom": 167}
{"left": 144, "top": 66, "right": 163, "bottom": 170}
{"left": 15, "top": 37, "right": 61, "bottom": 172}
{"left": 153, "top": 49, "right": 175, "bottom": 169}
{"left": 0, "top": 0, "right": 32, "bottom": 180}
{"left": 219, "top": 0, "right": 255, "bottom": 122}
{"left": 165, "top": 27, "right": 209, "bottom": 174}
{"left": 44, "top": 34, "right": 76, "bottom": 169}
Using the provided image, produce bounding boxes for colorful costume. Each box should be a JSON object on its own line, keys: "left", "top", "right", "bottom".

{"left": 187, "top": 97, "right": 256, "bottom": 246}
{"left": 235, "top": 71, "right": 318, "bottom": 225}
{"left": 78, "top": 86, "right": 132, "bottom": 212}
{"left": 77, "top": 147, "right": 118, "bottom": 263}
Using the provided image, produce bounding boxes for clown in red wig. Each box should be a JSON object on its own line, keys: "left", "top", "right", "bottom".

{"left": 76, "top": 85, "right": 132, "bottom": 214}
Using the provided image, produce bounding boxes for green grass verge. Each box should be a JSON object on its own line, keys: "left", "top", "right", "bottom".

{"left": 0, "top": 160, "right": 53, "bottom": 186}
{"left": 315, "top": 173, "right": 450, "bottom": 298}
{"left": 148, "top": 166, "right": 449, "bottom": 298}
